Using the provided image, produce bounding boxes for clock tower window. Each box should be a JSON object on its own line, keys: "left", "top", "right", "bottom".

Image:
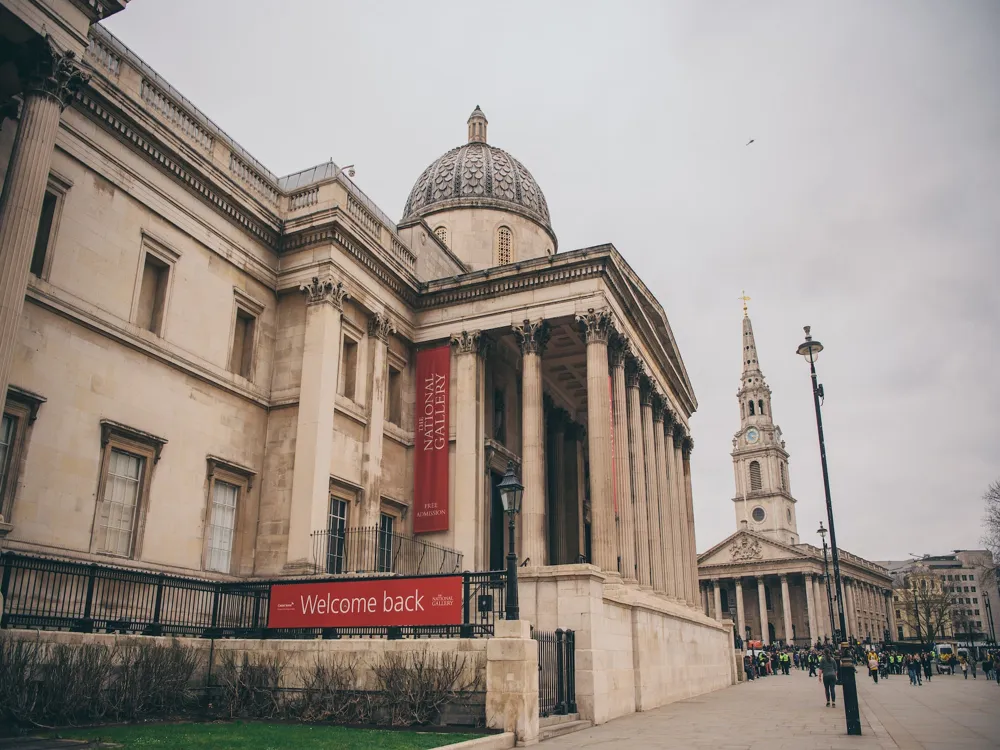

{"left": 749, "top": 460, "right": 762, "bottom": 491}
{"left": 748, "top": 400, "right": 755, "bottom": 416}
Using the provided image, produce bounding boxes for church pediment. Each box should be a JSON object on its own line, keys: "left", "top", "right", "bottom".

{"left": 698, "top": 530, "right": 813, "bottom": 568}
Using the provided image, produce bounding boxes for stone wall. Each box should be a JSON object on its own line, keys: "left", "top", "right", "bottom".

{"left": 518, "top": 565, "right": 733, "bottom": 725}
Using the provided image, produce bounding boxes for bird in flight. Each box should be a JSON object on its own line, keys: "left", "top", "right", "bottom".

{"left": 746, "top": 139, "right": 755, "bottom": 146}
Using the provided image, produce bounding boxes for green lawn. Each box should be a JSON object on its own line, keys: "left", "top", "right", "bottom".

{"left": 48, "top": 722, "right": 482, "bottom": 749}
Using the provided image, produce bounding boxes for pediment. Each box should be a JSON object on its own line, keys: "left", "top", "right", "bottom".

{"left": 698, "top": 530, "right": 814, "bottom": 568}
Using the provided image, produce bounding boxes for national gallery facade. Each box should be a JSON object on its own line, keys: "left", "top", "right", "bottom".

{"left": 0, "top": 0, "right": 735, "bottom": 718}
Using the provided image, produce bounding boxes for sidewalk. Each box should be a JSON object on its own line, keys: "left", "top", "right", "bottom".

{"left": 540, "top": 666, "right": 1000, "bottom": 749}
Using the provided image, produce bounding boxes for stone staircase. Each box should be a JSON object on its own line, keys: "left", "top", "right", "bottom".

{"left": 538, "top": 712, "right": 591, "bottom": 742}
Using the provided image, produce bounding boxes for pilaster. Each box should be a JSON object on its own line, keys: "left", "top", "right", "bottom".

{"left": 513, "top": 319, "right": 549, "bottom": 566}
{"left": 360, "top": 312, "right": 396, "bottom": 529}
{"left": 0, "top": 42, "right": 89, "bottom": 418}
{"left": 286, "top": 276, "right": 348, "bottom": 570}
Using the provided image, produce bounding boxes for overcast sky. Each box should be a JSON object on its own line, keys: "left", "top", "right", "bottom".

{"left": 105, "top": 1, "right": 999, "bottom": 562}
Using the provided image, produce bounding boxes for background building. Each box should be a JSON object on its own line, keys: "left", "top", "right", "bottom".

{"left": 698, "top": 310, "right": 893, "bottom": 646}
{"left": 880, "top": 550, "right": 999, "bottom": 645}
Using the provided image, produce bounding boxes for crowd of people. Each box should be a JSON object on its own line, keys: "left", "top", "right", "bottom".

{"left": 741, "top": 641, "right": 1000, "bottom": 707}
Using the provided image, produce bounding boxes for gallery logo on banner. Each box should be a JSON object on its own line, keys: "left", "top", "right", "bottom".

{"left": 267, "top": 576, "right": 464, "bottom": 629}
{"left": 413, "top": 345, "right": 450, "bottom": 533}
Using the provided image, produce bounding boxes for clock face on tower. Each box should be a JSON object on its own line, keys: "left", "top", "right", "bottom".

{"left": 745, "top": 427, "right": 760, "bottom": 444}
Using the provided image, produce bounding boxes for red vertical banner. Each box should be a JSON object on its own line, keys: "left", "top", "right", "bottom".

{"left": 413, "top": 345, "right": 451, "bottom": 533}
{"left": 609, "top": 375, "right": 618, "bottom": 515}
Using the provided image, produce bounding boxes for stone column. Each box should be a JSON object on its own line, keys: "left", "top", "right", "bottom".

{"left": 780, "top": 574, "right": 793, "bottom": 644}
{"left": 625, "top": 360, "right": 651, "bottom": 587}
{"left": 682, "top": 438, "right": 699, "bottom": 605}
{"left": 0, "top": 43, "right": 89, "bottom": 416}
{"left": 451, "top": 330, "right": 487, "bottom": 568}
{"left": 813, "top": 574, "right": 829, "bottom": 641}
{"left": 651, "top": 397, "right": 675, "bottom": 596}
{"left": 639, "top": 379, "right": 665, "bottom": 592}
{"left": 672, "top": 426, "right": 694, "bottom": 605}
{"left": 576, "top": 309, "right": 619, "bottom": 575}
{"left": 844, "top": 579, "right": 856, "bottom": 639}
{"left": 713, "top": 579, "right": 724, "bottom": 622}
{"left": 886, "top": 591, "right": 897, "bottom": 640}
{"left": 662, "top": 416, "right": 686, "bottom": 601}
{"left": 361, "top": 314, "right": 396, "bottom": 523}
{"left": 804, "top": 573, "right": 817, "bottom": 645}
{"left": 549, "top": 407, "right": 568, "bottom": 565}
{"left": 287, "top": 276, "right": 348, "bottom": 570}
{"left": 513, "top": 319, "right": 550, "bottom": 567}
{"left": 735, "top": 578, "right": 746, "bottom": 640}
{"left": 757, "top": 576, "right": 770, "bottom": 644}
{"left": 609, "top": 335, "right": 636, "bottom": 582}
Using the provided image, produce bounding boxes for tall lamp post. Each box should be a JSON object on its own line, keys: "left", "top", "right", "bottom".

{"left": 983, "top": 592, "right": 996, "bottom": 644}
{"left": 818, "top": 522, "right": 837, "bottom": 643}
{"left": 497, "top": 461, "right": 524, "bottom": 621}
{"left": 797, "top": 326, "right": 860, "bottom": 736}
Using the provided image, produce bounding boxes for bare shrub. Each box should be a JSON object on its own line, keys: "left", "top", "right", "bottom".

{"left": 108, "top": 639, "right": 198, "bottom": 720}
{"left": 373, "top": 648, "right": 483, "bottom": 726}
{"left": 214, "top": 650, "right": 286, "bottom": 719}
{"left": 296, "top": 654, "right": 374, "bottom": 723}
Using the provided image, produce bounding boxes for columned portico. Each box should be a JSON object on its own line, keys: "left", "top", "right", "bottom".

{"left": 757, "top": 576, "right": 770, "bottom": 645}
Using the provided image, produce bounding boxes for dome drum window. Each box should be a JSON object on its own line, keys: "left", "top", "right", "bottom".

{"left": 496, "top": 226, "right": 512, "bottom": 265}
{"left": 433, "top": 226, "right": 448, "bottom": 247}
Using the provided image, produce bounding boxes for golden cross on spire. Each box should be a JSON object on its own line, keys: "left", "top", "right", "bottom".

{"left": 739, "top": 290, "right": 751, "bottom": 315}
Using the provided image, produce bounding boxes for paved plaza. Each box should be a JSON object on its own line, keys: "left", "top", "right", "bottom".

{"left": 542, "top": 668, "right": 1000, "bottom": 749}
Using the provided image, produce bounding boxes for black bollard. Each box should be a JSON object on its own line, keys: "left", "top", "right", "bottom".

{"left": 839, "top": 643, "right": 862, "bottom": 735}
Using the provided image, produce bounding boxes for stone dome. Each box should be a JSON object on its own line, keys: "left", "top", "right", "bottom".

{"left": 401, "top": 107, "right": 552, "bottom": 232}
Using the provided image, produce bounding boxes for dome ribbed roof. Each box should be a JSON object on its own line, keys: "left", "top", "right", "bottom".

{"left": 401, "top": 109, "right": 551, "bottom": 230}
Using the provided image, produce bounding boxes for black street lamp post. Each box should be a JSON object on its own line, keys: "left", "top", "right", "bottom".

{"left": 797, "top": 326, "right": 861, "bottom": 736}
{"left": 497, "top": 461, "right": 524, "bottom": 621}
{"left": 984, "top": 592, "right": 996, "bottom": 644}
{"left": 818, "top": 522, "right": 837, "bottom": 643}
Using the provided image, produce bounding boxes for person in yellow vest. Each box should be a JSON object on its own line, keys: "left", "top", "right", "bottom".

{"left": 868, "top": 651, "right": 879, "bottom": 683}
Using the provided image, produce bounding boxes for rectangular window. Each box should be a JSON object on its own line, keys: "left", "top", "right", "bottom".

{"left": 964, "top": 586, "right": 969, "bottom": 592}
{"left": 962, "top": 575, "right": 967, "bottom": 581}
{"left": 136, "top": 253, "right": 170, "bottom": 334}
{"left": 326, "top": 497, "right": 348, "bottom": 574}
{"left": 96, "top": 448, "right": 144, "bottom": 557}
{"left": 205, "top": 480, "right": 238, "bottom": 573}
{"left": 895, "top": 609, "right": 901, "bottom": 619}
{"left": 339, "top": 337, "right": 358, "bottom": 399}
{"left": 975, "top": 609, "right": 980, "bottom": 615}
{"left": 229, "top": 307, "right": 256, "bottom": 379}
{"left": 30, "top": 192, "right": 58, "bottom": 277}
{"left": 971, "top": 586, "right": 976, "bottom": 592}
{"left": 377, "top": 512, "right": 394, "bottom": 572}
{"left": 386, "top": 365, "right": 402, "bottom": 425}
{"left": 0, "top": 414, "right": 15, "bottom": 502}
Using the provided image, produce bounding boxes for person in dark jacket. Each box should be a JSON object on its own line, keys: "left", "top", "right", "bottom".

{"left": 819, "top": 648, "right": 838, "bottom": 707}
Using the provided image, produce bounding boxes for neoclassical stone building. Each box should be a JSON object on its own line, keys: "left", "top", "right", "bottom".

{"left": 697, "top": 311, "right": 894, "bottom": 646}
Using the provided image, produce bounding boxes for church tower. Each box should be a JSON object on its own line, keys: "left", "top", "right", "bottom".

{"left": 731, "top": 299, "right": 799, "bottom": 544}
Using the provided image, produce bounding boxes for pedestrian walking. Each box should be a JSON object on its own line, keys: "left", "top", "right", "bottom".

{"left": 868, "top": 651, "right": 879, "bottom": 684}
{"left": 960, "top": 656, "right": 969, "bottom": 680}
{"left": 907, "top": 655, "right": 920, "bottom": 686}
{"left": 819, "top": 648, "right": 838, "bottom": 707}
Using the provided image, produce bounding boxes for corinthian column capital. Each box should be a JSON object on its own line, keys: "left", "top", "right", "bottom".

{"left": 300, "top": 275, "right": 348, "bottom": 308}
{"left": 368, "top": 312, "right": 396, "bottom": 342}
{"left": 513, "top": 318, "right": 550, "bottom": 356}
{"left": 450, "top": 329, "right": 481, "bottom": 355}
{"left": 23, "top": 38, "right": 91, "bottom": 110}
{"left": 576, "top": 307, "right": 614, "bottom": 344}
{"left": 625, "top": 356, "right": 644, "bottom": 389}
{"left": 608, "top": 331, "right": 629, "bottom": 369}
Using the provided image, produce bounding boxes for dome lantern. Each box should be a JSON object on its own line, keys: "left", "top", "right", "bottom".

{"left": 467, "top": 105, "right": 488, "bottom": 144}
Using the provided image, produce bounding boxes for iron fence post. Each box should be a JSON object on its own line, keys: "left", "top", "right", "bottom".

{"left": 80, "top": 563, "right": 97, "bottom": 633}
{"left": 150, "top": 573, "right": 164, "bottom": 636}
{"left": 206, "top": 583, "right": 221, "bottom": 638}
{"left": 0, "top": 555, "right": 10, "bottom": 628}
{"left": 567, "top": 630, "right": 577, "bottom": 713}
{"left": 555, "top": 628, "right": 567, "bottom": 714}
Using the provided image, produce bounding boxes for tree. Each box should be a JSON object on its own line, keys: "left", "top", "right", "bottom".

{"left": 894, "top": 568, "right": 952, "bottom": 646}
{"left": 982, "top": 479, "right": 1000, "bottom": 591}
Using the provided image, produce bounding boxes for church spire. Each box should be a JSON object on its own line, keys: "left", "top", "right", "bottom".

{"left": 467, "top": 105, "right": 488, "bottom": 144}
{"left": 741, "top": 309, "right": 765, "bottom": 390}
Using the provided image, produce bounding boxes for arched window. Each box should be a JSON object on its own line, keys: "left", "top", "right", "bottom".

{"left": 749, "top": 460, "right": 762, "bottom": 491}
{"left": 780, "top": 462, "right": 787, "bottom": 490}
{"left": 758, "top": 399, "right": 764, "bottom": 415}
{"left": 740, "top": 402, "right": 745, "bottom": 419}
{"left": 434, "top": 225, "right": 448, "bottom": 247}
{"left": 496, "top": 226, "right": 512, "bottom": 265}
{"left": 748, "top": 400, "right": 755, "bottom": 416}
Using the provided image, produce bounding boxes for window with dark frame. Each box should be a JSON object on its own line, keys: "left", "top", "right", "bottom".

{"left": 206, "top": 479, "right": 238, "bottom": 573}
{"left": 30, "top": 191, "right": 58, "bottom": 277}
{"left": 229, "top": 307, "right": 256, "bottom": 379}
{"left": 136, "top": 252, "right": 170, "bottom": 335}
{"left": 377, "top": 512, "right": 395, "bottom": 572}
{"left": 327, "top": 496, "right": 348, "bottom": 574}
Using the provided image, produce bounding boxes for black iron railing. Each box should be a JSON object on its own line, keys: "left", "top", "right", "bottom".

{"left": 310, "top": 526, "right": 463, "bottom": 576}
{"left": 533, "top": 628, "right": 576, "bottom": 717}
{"left": 0, "top": 552, "right": 505, "bottom": 639}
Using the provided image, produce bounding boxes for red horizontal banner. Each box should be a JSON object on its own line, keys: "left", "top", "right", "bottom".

{"left": 267, "top": 576, "right": 463, "bottom": 629}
